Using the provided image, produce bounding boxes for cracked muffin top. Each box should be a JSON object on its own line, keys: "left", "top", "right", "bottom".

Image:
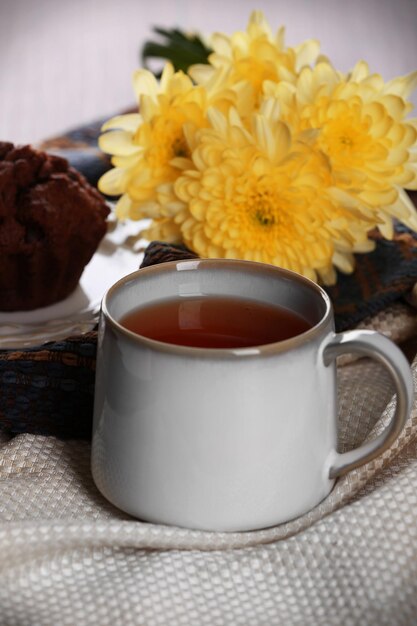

{"left": 0, "top": 142, "right": 110, "bottom": 311}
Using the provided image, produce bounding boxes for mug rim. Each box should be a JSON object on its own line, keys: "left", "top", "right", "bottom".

{"left": 101, "top": 259, "right": 333, "bottom": 358}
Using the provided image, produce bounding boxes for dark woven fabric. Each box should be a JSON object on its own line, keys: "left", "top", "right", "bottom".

{"left": 140, "top": 241, "right": 199, "bottom": 267}
{"left": 328, "top": 224, "right": 417, "bottom": 330}
{"left": 0, "top": 333, "right": 97, "bottom": 439}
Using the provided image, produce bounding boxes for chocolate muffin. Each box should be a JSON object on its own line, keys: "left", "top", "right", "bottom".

{"left": 0, "top": 142, "right": 110, "bottom": 311}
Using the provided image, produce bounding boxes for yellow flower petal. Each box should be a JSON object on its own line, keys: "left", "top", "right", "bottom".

{"left": 332, "top": 251, "right": 355, "bottom": 273}
{"left": 98, "top": 167, "right": 126, "bottom": 196}
{"left": 101, "top": 114, "right": 142, "bottom": 132}
{"left": 188, "top": 64, "right": 215, "bottom": 84}
{"left": 139, "top": 94, "right": 159, "bottom": 122}
{"left": 294, "top": 39, "right": 320, "bottom": 72}
{"left": 348, "top": 61, "right": 370, "bottom": 82}
{"left": 160, "top": 62, "right": 175, "bottom": 91}
{"left": 384, "top": 71, "right": 417, "bottom": 99}
{"left": 376, "top": 213, "right": 394, "bottom": 239}
{"left": 115, "top": 194, "right": 133, "bottom": 220}
{"left": 296, "top": 67, "right": 314, "bottom": 104}
{"left": 382, "top": 187, "right": 417, "bottom": 230}
{"left": 132, "top": 69, "right": 159, "bottom": 100}
{"left": 207, "top": 107, "right": 228, "bottom": 135}
{"left": 379, "top": 94, "right": 406, "bottom": 118}
{"left": 99, "top": 131, "right": 140, "bottom": 156}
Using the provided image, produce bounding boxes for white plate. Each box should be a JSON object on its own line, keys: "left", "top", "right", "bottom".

{"left": 0, "top": 215, "right": 147, "bottom": 349}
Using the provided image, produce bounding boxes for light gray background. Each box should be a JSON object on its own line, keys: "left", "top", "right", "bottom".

{"left": 1, "top": 0, "right": 416, "bottom": 144}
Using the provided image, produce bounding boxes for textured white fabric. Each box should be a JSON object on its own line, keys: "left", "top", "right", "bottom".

{"left": 1, "top": 311, "right": 417, "bottom": 625}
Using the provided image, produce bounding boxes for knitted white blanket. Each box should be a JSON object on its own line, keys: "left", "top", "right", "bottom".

{"left": 1, "top": 303, "right": 416, "bottom": 626}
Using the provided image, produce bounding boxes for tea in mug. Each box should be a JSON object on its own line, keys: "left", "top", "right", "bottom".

{"left": 120, "top": 296, "right": 311, "bottom": 349}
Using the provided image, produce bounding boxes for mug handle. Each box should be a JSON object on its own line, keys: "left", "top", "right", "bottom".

{"left": 323, "top": 330, "right": 414, "bottom": 479}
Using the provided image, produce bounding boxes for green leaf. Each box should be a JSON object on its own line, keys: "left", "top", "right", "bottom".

{"left": 141, "top": 26, "right": 212, "bottom": 74}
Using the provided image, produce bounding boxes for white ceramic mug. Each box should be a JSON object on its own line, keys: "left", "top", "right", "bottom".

{"left": 91, "top": 259, "right": 414, "bottom": 532}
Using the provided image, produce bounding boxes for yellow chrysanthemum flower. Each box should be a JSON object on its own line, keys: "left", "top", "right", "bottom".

{"left": 265, "top": 61, "right": 417, "bottom": 238}
{"left": 189, "top": 11, "right": 320, "bottom": 111}
{"left": 98, "top": 63, "right": 214, "bottom": 221}
{"left": 160, "top": 108, "right": 373, "bottom": 284}
{"left": 98, "top": 13, "right": 417, "bottom": 285}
